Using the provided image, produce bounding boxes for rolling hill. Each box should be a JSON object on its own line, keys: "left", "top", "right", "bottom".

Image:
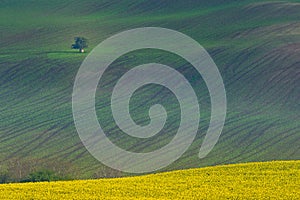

{"left": 0, "top": 0, "right": 299, "bottom": 179}
{"left": 0, "top": 161, "right": 299, "bottom": 199}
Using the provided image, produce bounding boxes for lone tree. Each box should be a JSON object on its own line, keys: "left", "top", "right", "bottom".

{"left": 72, "top": 37, "right": 88, "bottom": 53}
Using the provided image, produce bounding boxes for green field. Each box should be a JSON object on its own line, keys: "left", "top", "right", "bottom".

{"left": 0, "top": 0, "right": 299, "bottom": 180}
{"left": 0, "top": 161, "right": 299, "bottom": 199}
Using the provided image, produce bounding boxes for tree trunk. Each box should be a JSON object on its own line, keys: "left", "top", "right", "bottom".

{"left": 79, "top": 48, "right": 84, "bottom": 53}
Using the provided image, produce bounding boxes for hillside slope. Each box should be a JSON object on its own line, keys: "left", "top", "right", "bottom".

{"left": 0, "top": 161, "right": 299, "bottom": 199}
{"left": 0, "top": 0, "right": 299, "bottom": 178}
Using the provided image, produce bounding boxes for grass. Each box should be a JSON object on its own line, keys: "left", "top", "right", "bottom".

{"left": 0, "top": 0, "right": 299, "bottom": 179}
{"left": 0, "top": 161, "right": 299, "bottom": 199}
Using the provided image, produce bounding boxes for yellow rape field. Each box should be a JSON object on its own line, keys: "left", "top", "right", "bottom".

{"left": 0, "top": 160, "right": 299, "bottom": 199}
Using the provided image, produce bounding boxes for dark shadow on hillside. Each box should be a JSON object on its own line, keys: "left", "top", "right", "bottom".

{"left": 45, "top": 51, "right": 82, "bottom": 54}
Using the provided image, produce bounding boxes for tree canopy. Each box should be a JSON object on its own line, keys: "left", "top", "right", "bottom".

{"left": 72, "top": 37, "right": 88, "bottom": 53}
